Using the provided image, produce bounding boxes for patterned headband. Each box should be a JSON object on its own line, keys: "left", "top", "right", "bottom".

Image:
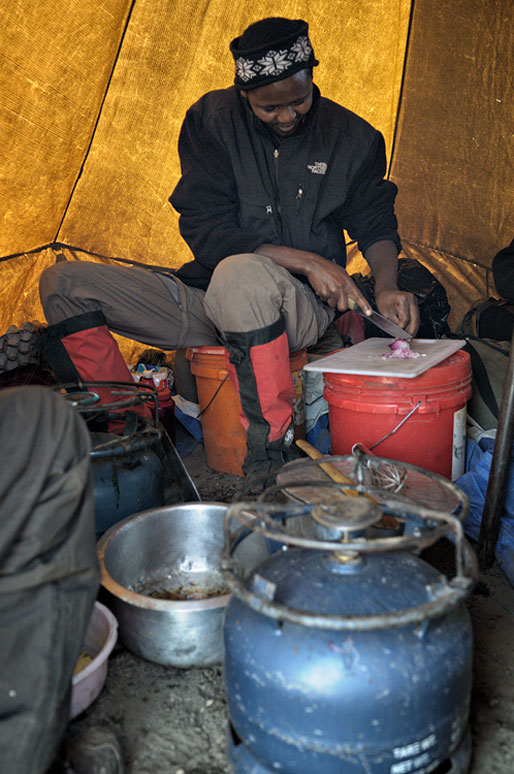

{"left": 230, "top": 20, "right": 318, "bottom": 90}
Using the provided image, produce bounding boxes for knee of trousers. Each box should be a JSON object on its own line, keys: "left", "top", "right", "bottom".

{"left": 208, "top": 254, "right": 272, "bottom": 292}
{"left": 205, "top": 254, "right": 283, "bottom": 331}
{"left": 39, "top": 262, "right": 98, "bottom": 323}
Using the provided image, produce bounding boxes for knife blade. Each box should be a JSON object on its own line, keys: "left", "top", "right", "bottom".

{"left": 348, "top": 298, "right": 412, "bottom": 340}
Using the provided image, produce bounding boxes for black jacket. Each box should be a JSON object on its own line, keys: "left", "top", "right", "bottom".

{"left": 169, "top": 84, "right": 401, "bottom": 290}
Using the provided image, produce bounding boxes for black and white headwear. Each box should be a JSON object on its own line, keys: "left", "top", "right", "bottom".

{"left": 230, "top": 17, "right": 318, "bottom": 90}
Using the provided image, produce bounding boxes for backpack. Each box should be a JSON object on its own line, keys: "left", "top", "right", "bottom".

{"left": 492, "top": 237, "right": 514, "bottom": 302}
{"left": 456, "top": 301, "right": 512, "bottom": 430}
{"left": 459, "top": 297, "right": 514, "bottom": 341}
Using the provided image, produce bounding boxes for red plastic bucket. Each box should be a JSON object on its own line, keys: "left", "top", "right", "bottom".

{"left": 188, "top": 346, "right": 307, "bottom": 477}
{"left": 324, "top": 350, "right": 472, "bottom": 480}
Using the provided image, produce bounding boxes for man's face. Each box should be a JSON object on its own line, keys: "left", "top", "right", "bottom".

{"left": 241, "top": 70, "right": 313, "bottom": 137}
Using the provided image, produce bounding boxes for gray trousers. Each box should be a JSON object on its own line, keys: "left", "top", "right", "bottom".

{"left": 0, "top": 387, "right": 100, "bottom": 774}
{"left": 39, "top": 254, "right": 335, "bottom": 352}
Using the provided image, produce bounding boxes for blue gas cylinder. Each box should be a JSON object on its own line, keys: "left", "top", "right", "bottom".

{"left": 56, "top": 381, "right": 166, "bottom": 538}
{"left": 91, "top": 429, "right": 164, "bottom": 538}
{"left": 223, "top": 486, "right": 476, "bottom": 774}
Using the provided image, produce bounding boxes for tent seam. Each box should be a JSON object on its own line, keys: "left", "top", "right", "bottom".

{"left": 401, "top": 237, "right": 491, "bottom": 271}
{"left": 52, "top": 0, "right": 138, "bottom": 243}
{"left": 0, "top": 243, "right": 58, "bottom": 263}
{"left": 0, "top": 241, "right": 158, "bottom": 271}
{"left": 387, "top": 0, "right": 416, "bottom": 179}
{"left": 0, "top": 237, "right": 491, "bottom": 273}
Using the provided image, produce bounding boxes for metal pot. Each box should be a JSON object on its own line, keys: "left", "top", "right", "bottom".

{"left": 97, "top": 502, "right": 269, "bottom": 667}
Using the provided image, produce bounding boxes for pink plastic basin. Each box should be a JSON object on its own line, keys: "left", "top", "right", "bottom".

{"left": 70, "top": 601, "right": 118, "bottom": 719}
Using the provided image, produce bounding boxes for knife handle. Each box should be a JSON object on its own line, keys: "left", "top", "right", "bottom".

{"left": 347, "top": 297, "right": 370, "bottom": 315}
{"left": 295, "top": 439, "right": 377, "bottom": 503}
{"left": 347, "top": 297, "right": 369, "bottom": 316}
{"left": 296, "top": 439, "right": 354, "bottom": 485}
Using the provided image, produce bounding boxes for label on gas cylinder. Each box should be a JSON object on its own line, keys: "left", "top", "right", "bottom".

{"left": 390, "top": 732, "right": 437, "bottom": 773}
{"left": 451, "top": 406, "right": 467, "bottom": 480}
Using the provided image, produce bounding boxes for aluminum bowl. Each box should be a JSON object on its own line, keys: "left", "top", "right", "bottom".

{"left": 97, "top": 502, "right": 268, "bottom": 667}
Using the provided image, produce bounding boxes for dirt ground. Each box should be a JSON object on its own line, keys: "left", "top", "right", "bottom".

{"left": 65, "top": 442, "right": 514, "bottom": 774}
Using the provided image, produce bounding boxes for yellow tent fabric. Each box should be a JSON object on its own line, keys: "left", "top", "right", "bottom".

{"left": 0, "top": 0, "right": 132, "bottom": 254}
{"left": 1, "top": 0, "right": 512, "bottom": 352}
{"left": 391, "top": 0, "right": 514, "bottom": 317}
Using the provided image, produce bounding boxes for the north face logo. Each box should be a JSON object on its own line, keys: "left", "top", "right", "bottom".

{"left": 307, "top": 161, "right": 327, "bottom": 175}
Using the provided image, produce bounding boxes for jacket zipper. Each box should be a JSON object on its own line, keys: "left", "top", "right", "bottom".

{"left": 296, "top": 184, "right": 304, "bottom": 212}
{"left": 273, "top": 148, "right": 281, "bottom": 215}
{"left": 274, "top": 147, "right": 304, "bottom": 214}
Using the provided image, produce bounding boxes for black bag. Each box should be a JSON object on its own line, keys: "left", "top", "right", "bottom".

{"left": 459, "top": 297, "right": 514, "bottom": 341}
{"left": 458, "top": 239, "right": 514, "bottom": 342}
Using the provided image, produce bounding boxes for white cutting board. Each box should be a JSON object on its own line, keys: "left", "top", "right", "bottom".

{"left": 304, "top": 338, "right": 466, "bottom": 379}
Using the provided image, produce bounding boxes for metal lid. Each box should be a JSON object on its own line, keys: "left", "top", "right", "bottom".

{"left": 311, "top": 499, "right": 382, "bottom": 532}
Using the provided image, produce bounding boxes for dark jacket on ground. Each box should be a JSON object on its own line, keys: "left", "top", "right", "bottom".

{"left": 169, "top": 84, "right": 401, "bottom": 290}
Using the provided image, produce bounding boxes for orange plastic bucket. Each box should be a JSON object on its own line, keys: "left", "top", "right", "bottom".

{"left": 324, "top": 350, "right": 472, "bottom": 480}
{"left": 188, "top": 347, "right": 307, "bottom": 477}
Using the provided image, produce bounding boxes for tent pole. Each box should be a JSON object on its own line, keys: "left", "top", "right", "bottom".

{"left": 477, "top": 328, "right": 514, "bottom": 569}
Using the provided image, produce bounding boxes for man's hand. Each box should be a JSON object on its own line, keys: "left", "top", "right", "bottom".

{"left": 364, "top": 240, "right": 420, "bottom": 337}
{"left": 374, "top": 287, "right": 420, "bottom": 337}
{"left": 304, "top": 256, "right": 372, "bottom": 314}
{"left": 254, "top": 240, "right": 420, "bottom": 337}
{"left": 254, "top": 243, "right": 373, "bottom": 314}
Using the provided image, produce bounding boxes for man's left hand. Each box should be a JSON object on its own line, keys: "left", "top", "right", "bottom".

{"left": 375, "top": 288, "right": 420, "bottom": 337}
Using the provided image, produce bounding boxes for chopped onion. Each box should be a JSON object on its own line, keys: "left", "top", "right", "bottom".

{"left": 389, "top": 338, "right": 411, "bottom": 351}
{"left": 382, "top": 338, "right": 421, "bottom": 359}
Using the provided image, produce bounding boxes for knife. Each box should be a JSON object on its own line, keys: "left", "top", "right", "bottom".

{"left": 348, "top": 298, "right": 412, "bottom": 340}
